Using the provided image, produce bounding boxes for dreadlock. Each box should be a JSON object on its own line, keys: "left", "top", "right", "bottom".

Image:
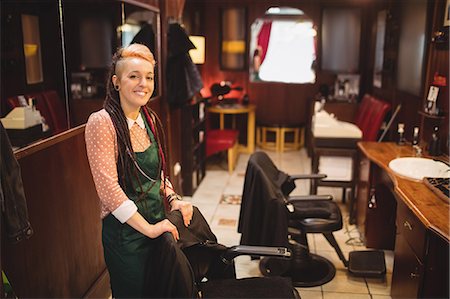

{"left": 103, "top": 44, "right": 168, "bottom": 204}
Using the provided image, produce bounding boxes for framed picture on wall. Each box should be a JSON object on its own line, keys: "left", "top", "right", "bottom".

{"left": 444, "top": 0, "right": 450, "bottom": 26}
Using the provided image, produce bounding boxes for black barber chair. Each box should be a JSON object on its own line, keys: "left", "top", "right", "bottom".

{"left": 238, "top": 151, "right": 385, "bottom": 287}
{"left": 147, "top": 206, "right": 300, "bottom": 298}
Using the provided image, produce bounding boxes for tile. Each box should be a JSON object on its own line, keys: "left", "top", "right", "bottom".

{"left": 296, "top": 285, "right": 322, "bottom": 293}
{"left": 315, "top": 250, "right": 349, "bottom": 271}
{"left": 315, "top": 233, "right": 355, "bottom": 254}
{"left": 366, "top": 273, "right": 392, "bottom": 296}
{"left": 217, "top": 218, "right": 237, "bottom": 227}
{"left": 322, "top": 268, "right": 369, "bottom": 294}
{"left": 195, "top": 148, "right": 392, "bottom": 297}
{"left": 296, "top": 289, "right": 323, "bottom": 299}
{"left": 234, "top": 255, "right": 262, "bottom": 279}
{"left": 219, "top": 194, "right": 242, "bottom": 205}
{"left": 323, "top": 292, "right": 371, "bottom": 299}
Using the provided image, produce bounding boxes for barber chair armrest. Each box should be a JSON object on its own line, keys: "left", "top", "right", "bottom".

{"left": 221, "top": 246, "right": 291, "bottom": 264}
{"left": 287, "top": 195, "right": 333, "bottom": 203}
{"left": 290, "top": 174, "right": 327, "bottom": 181}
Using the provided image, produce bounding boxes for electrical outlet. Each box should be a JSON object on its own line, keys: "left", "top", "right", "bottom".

{"left": 174, "top": 162, "right": 181, "bottom": 176}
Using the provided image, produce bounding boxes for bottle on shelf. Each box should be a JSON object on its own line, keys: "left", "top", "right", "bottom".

{"left": 412, "top": 127, "right": 420, "bottom": 146}
{"left": 397, "top": 123, "right": 406, "bottom": 145}
{"left": 428, "top": 126, "right": 441, "bottom": 156}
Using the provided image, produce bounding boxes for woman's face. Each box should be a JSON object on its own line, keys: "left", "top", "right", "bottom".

{"left": 113, "top": 57, "right": 155, "bottom": 117}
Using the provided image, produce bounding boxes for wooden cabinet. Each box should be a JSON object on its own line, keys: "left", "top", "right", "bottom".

{"left": 356, "top": 142, "right": 449, "bottom": 299}
{"left": 355, "top": 149, "right": 396, "bottom": 250}
{"left": 180, "top": 99, "right": 206, "bottom": 196}
{"left": 391, "top": 198, "right": 426, "bottom": 298}
{"left": 391, "top": 198, "right": 449, "bottom": 299}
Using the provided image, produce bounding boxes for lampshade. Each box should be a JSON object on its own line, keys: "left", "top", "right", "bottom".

{"left": 189, "top": 35, "right": 205, "bottom": 64}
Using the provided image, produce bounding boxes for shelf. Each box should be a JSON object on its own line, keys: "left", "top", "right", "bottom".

{"left": 180, "top": 101, "right": 206, "bottom": 196}
{"left": 418, "top": 111, "right": 445, "bottom": 120}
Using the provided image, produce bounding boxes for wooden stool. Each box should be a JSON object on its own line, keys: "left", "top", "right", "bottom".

{"left": 279, "top": 126, "right": 303, "bottom": 152}
{"left": 257, "top": 126, "right": 280, "bottom": 151}
{"left": 257, "top": 125, "right": 303, "bottom": 152}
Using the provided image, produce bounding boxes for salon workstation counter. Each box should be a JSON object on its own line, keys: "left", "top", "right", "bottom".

{"left": 356, "top": 142, "right": 449, "bottom": 299}
{"left": 4, "top": 126, "right": 110, "bottom": 298}
{"left": 357, "top": 142, "right": 449, "bottom": 240}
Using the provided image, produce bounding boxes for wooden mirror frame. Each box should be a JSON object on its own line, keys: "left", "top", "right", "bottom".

{"left": 219, "top": 7, "right": 247, "bottom": 71}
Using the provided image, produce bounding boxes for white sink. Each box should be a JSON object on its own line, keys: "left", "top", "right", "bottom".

{"left": 388, "top": 157, "right": 450, "bottom": 181}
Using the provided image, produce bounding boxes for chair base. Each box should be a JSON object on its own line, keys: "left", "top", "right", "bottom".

{"left": 259, "top": 253, "right": 336, "bottom": 288}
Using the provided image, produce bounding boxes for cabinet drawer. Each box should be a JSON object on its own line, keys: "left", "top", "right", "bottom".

{"left": 396, "top": 199, "right": 426, "bottom": 259}
{"left": 391, "top": 234, "right": 424, "bottom": 299}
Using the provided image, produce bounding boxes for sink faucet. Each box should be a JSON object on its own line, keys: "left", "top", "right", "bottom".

{"left": 413, "top": 144, "right": 422, "bottom": 157}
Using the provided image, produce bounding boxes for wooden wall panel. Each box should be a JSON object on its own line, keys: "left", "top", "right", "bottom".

{"left": 185, "top": 0, "right": 371, "bottom": 127}
{"left": 184, "top": 0, "right": 448, "bottom": 155}
{"left": 3, "top": 127, "right": 109, "bottom": 298}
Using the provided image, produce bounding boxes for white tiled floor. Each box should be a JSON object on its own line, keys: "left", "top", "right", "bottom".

{"left": 185, "top": 147, "right": 394, "bottom": 299}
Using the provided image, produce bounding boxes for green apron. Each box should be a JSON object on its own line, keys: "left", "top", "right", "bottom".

{"left": 102, "top": 116, "right": 165, "bottom": 298}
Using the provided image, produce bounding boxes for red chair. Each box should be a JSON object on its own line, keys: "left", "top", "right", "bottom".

{"left": 310, "top": 94, "right": 391, "bottom": 223}
{"left": 206, "top": 129, "right": 239, "bottom": 174}
{"left": 26, "top": 92, "right": 55, "bottom": 133}
{"left": 355, "top": 94, "right": 391, "bottom": 141}
{"left": 41, "top": 90, "right": 68, "bottom": 134}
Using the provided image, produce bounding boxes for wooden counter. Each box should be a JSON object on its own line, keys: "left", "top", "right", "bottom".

{"left": 357, "top": 142, "right": 449, "bottom": 240}
{"left": 3, "top": 126, "right": 110, "bottom": 298}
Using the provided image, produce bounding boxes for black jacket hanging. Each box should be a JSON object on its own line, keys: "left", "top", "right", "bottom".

{"left": 166, "top": 23, "right": 203, "bottom": 107}
{"left": 238, "top": 152, "right": 290, "bottom": 247}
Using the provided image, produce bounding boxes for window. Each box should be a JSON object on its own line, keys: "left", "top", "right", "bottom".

{"left": 249, "top": 7, "right": 316, "bottom": 84}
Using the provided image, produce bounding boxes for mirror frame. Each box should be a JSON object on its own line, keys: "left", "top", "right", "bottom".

{"left": 219, "top": 7, "right": 248, "bottom": 71}
{"left": 121, "top": 0, "right": 162, "bottom": 102}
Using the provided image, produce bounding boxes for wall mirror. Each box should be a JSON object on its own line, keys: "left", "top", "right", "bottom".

{"left": 22, "top": 14, "right": 43, "bottom": 84}
{"left": 373, "top": 10, "right": 387, "bottom": 88}
{"left": 0, "top": 0, "right": 162, "bottom": 149}
{"left": 396, "top": 0, "right": 427, "bottom": 96}
{"left": 120, "top": 2, "right": 161, "bottom": 99}
{"left": 249, "top": 7, "right": 316, "bottom": 84}
{"left": 322, "top": 8, "right": 361, "bottom": 73}
{"left": 220, "top": 7, "right": 247, "bottom": 70}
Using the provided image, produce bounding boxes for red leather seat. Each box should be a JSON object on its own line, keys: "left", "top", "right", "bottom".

{"left": 355, "top": 94, "right": 391, "bottom": 141}
{"left": 206, "top": 129, "right": 239, "bottom": 174}
{"left": 41, "top": 90, "right": 68, "bottom": 134}
{"left": 26, "top": 92, "right": 55, "bottom": 133}
{"left": 206, "top": 129, "right": 239, "bottom": 157}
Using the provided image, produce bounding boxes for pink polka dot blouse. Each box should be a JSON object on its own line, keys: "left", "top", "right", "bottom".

{"left": 85, "top": 109, "right": 151, "bottom": 221}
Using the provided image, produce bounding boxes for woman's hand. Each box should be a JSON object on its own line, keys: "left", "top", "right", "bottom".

{"left": 125, "top": 212, "right": 179, "bottom": 241}
{"left": 170, "top": 200, "right": 193, "bottom": 227}
{"left": 152, "top": 219, "right": 179, "bottom": 240}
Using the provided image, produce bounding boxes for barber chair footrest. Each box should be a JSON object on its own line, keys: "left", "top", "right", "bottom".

{"left": 348, "top": 250, "right": 386, "bottom": 278}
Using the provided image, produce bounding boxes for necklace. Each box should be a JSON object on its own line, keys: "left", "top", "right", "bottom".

{"left": 129, "top": 124, "right": 151, "bottom": 152}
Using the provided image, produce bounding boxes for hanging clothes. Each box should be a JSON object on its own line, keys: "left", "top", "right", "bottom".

{"left": 166, "top": 23, "right": 203, "bottom": 107}
{"left": 0, "top": 122, "right": 33, "bottom": 243}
